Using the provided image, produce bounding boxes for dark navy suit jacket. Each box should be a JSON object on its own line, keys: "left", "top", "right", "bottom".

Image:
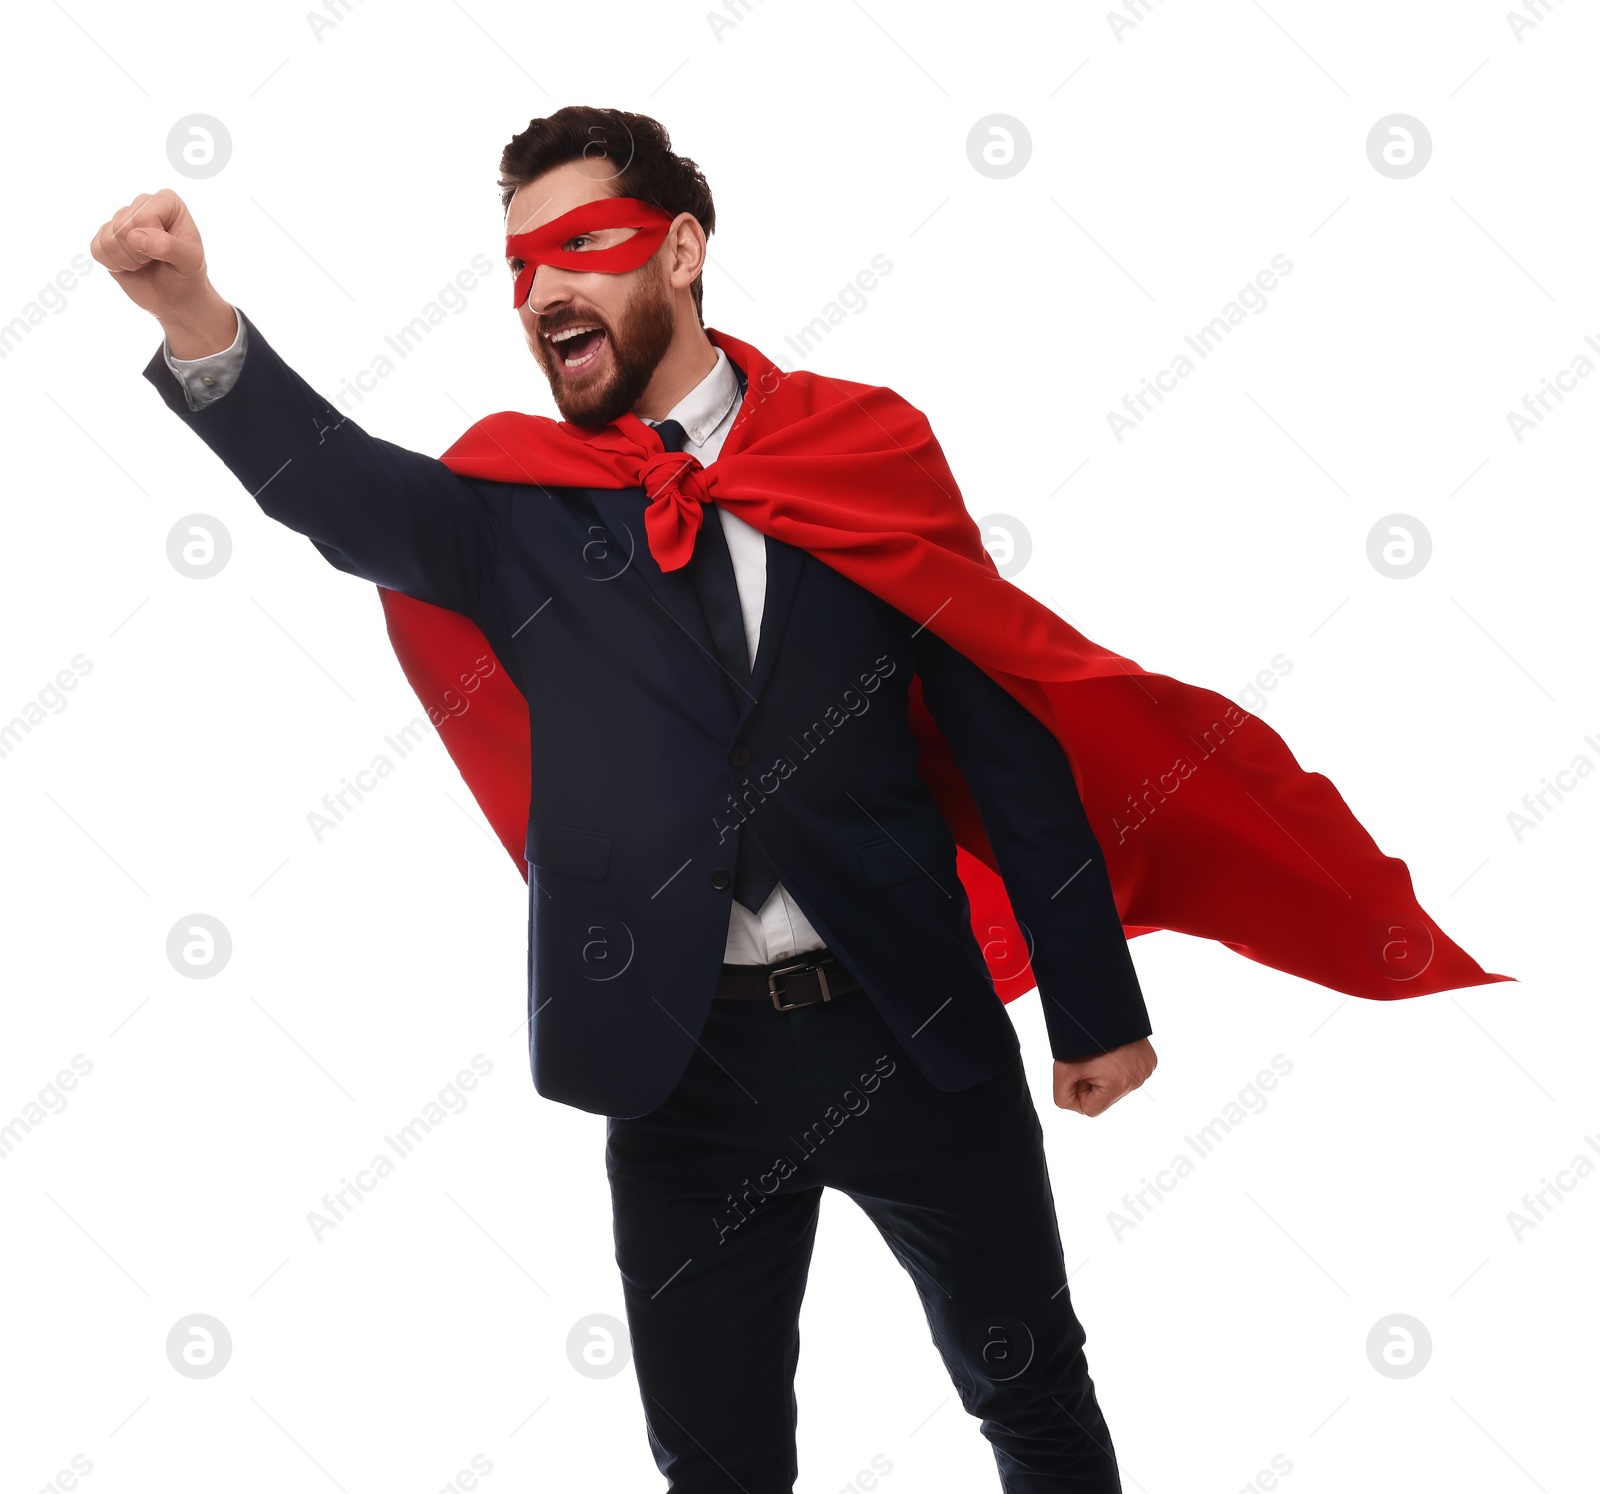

{"left": 145, "top": 312, "right": 1151, "bottom": 1117}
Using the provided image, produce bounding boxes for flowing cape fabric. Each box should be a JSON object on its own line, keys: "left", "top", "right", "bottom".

{"left": 377, "top": 329, "right": 1508, "bottom": 1004}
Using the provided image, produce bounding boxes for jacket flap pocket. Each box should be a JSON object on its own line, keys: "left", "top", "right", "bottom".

{"left": 525, "top": 819, "right": 611, "bottom": 881}
{"left": 858, "top": 824, "right": 949, "bottom": 889}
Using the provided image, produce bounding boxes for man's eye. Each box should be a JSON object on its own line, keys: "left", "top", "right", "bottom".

{"left": 562, "top": 234, "right": 593, "bottom": 252}
{"left": 507, "top": 258, "right": 525, "bottom": 273}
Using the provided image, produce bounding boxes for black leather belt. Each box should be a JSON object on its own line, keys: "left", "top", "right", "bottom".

{"left": 716, "top": 953, "right": 862, "bottom": 1011}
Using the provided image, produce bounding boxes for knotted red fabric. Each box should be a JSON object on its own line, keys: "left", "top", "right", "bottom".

{"left": 377, "top": 329, "right": 1509, "bottom": 1005}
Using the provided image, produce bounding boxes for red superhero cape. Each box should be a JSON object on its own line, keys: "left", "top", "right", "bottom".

{"left": 377, "top": 328, "right": 1509, "bottom": 1005}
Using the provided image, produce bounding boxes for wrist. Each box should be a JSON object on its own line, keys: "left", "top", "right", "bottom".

{"left": 160, "top": 290, "right": 237, "bottom": 359}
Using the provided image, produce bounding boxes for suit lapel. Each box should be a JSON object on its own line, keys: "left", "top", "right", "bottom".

{"left": 745, "top": 536, "right": 804, "bottom": 713}
{"left": 578, "top": 484, "right": 802, "bottom": 723}
{"left": 581, "top": 488, "right": 733, "bottom": 697}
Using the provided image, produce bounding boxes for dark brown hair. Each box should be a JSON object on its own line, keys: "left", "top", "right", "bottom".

{"left": 499, "top": 107, "right": 716, "bottom": 322}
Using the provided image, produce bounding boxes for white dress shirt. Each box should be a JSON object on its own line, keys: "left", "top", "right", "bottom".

{"left": 165, "top": 318, "right": 828, "bottom": 965}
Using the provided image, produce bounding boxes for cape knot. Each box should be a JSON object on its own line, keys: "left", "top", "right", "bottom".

{"left": 638, "top": 450, "right": 713, "bottom": 571}
{"left": 639, "top": 449, "right": 709, "bottom": 506}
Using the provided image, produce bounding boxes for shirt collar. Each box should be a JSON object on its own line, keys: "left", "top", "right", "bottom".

{"left": 653, "top": 347, "right": 741, "bottom": 448}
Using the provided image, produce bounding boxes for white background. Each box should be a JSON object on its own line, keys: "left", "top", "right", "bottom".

{"left": 2, "top": 1, "right": 1595, "bottom": 1491}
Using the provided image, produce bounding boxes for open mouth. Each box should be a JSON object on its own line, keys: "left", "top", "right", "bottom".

{"left": 544, "top": 322, "right": 608, "bottom": 375}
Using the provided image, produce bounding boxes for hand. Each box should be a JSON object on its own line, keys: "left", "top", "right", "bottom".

{"left": 89, "top": 187, "right": 237, "bottom": 357}
{"left": 1052, "top": 1037, "right": 1156, "bottom": 1117}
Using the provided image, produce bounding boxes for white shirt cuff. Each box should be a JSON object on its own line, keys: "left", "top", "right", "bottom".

{"left": 163, "top": 306, "right": 247, "bottom": 410}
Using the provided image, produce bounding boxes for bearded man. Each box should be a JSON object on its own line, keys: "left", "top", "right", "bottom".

{"left": 92, "top": 105, "right": 1499, "bottom": 1493}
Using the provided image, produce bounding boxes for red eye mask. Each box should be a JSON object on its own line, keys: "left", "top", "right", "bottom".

{"left": 505, "top": 197, "right": 676, "bottom": 309}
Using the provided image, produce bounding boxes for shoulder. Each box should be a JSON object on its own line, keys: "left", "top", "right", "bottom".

{"left": 440, "top": 411, "right": 564, "bottom": 480}
{"left": 746, "top": 361, "right": 941, "bottom": 451}
{"left": 714, "top": 326, "right": 936, "bottom": 440}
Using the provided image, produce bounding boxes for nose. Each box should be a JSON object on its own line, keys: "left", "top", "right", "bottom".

{"left": 526, "top": 262, "right": 576, "bottom": 315}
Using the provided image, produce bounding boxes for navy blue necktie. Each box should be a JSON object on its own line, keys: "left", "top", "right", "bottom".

{"left": 654, "top": 417, "right": 780, "bottom": 913}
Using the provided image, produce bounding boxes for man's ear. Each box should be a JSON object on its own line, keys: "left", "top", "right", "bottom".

{"left": 665, "top": 212, "right": 707, "bottom": 292}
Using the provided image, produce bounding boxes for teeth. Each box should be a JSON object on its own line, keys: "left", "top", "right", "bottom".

{"left": 548, "top": 325, "right": 598, "bottom": 343}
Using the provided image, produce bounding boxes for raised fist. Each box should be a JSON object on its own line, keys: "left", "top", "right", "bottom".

{"left": 90, "top": 188, "right": 236, "bottom": 357}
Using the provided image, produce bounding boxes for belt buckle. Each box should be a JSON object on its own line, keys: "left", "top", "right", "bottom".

{"left": 768, "top": 958, "right": 832, "bottom": 1011}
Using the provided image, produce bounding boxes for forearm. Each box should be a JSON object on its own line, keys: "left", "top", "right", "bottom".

{"left": 1017, "top": 835, "right": 1151, "bottom": 1062}
{"left": 987, "top": 769, "right": 1151, "bottom": 1061}
{"left": 915, "top": 631, "right": 1151, "bottom": 1061}
{"left": 143, "top": 308, "right": 503, "bottom": 614}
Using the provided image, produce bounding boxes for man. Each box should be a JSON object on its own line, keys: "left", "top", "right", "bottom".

{"left": 89, "top": 106, "right": 1487, "bottom": 1491}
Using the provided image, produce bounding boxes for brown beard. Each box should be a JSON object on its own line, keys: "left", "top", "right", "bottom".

{"left": 538, "top": 270, "right": 676, "bottom": 428}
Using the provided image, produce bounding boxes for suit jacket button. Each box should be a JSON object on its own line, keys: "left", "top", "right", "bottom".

{"left": 728, "top": 746, "right": 752, "bottom": 768}
{"left": 710, "top": 867, "right": 731, "bottom": 891}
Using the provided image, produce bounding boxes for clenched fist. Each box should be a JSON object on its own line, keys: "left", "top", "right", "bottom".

{"left": 1053, "top": 1037, "right": 1157, "bottom": 1117}
{"left": 89, "top": 188, "right": 237, "bottom": 358}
